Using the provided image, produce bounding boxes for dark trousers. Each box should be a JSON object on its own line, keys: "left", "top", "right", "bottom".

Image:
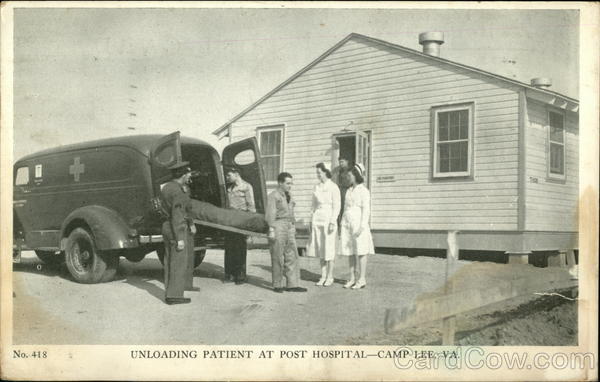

{"left": 184, "top": 232, "right": 195, "bottom": 290}
{"left": 224, "top": 232, "right": 247, "bottom": 280}
{"left": 164, "top": 239, "right": 188, "bottom": 299}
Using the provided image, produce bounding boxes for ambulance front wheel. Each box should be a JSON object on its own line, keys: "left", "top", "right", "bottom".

{"left": 156, "top": 247, "right": 205, "bottom": 268}
{"left": 65, "top": 227, "right": 119, "bottom": 284}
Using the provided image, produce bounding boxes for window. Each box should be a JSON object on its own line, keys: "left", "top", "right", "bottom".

{"left": 234, "top": 149, "right": 256, "bottom": 165}
{"left": 155, "top": 143, "right": 178, "bottom": 167}
{"left": 432, "top": 103, "right": 473, "bottom": 178}
{"left": 15, "top": 166, "right": 29, "bottom": 185}
{"left": 35, "top": 164, "right": 43, "bottom": 178}
{"left": 548, "top": 110, "right": 565, "bottom": 179}
{"left": 257, "top": 126, "right": 284, "bottom": 183}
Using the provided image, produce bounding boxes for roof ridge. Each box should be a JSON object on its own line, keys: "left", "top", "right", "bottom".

{"left": 213, "top": 32, "right": 578, "bottom": 136}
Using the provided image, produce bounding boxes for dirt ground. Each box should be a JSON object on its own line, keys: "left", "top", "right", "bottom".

{"left": 12, "top": 249, "right": 577, "bottom": 345}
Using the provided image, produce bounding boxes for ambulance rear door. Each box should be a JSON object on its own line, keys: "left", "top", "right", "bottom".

{"left": 222, "top": 137, "right": 267, "bottom": 214}
{"left": 150, "top": 131, "right": 182, "bottom": 194}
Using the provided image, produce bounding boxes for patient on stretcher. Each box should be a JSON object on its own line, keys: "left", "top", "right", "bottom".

{"left": 189, "top": 199, "right": 269, "bottom": 234}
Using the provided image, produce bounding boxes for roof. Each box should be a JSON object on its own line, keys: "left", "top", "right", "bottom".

{"left": 213, "top": 33, "right": 579, "bottom": 137}
{"left": 17, "top": 134, "right": 213, "bottom": 163}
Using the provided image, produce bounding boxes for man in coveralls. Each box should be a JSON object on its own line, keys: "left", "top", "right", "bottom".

{"left": 161, "top": 161, "right": 196, "bottom": 305}
{"left": 265, "top": 172, "right": 307, "bottom": 293}
{"left": 224, "top": 166, "right": 256, "bottom": 285}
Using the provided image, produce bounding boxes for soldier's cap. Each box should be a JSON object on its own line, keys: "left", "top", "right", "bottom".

{"left": 169, "top": 161, "right": 192, "bottom": 177}
{"left": 168, "top": 161, "right": 191, "bottom": 171}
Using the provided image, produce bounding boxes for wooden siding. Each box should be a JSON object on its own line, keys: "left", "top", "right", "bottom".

{"left": 525, "top": 99, "right": 579, "bottom": 232}
{"left": 229, "top": 38, "right": 522, "bottom": 231}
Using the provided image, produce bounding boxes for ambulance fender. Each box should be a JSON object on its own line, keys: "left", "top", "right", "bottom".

{"left": 60, "top": 205, "right": 139, "bottom": 250}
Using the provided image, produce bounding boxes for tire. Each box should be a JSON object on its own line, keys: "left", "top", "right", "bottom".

{"left": 156, "top": 247, "right": 205, "bottom": 268}
{"left": 35, "top": 250, "right": 65, "bottom": 266}
{"left": 64, "top": 228, "right": 118, "bottom": 284}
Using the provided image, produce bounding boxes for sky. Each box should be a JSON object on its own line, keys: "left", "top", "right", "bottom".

{"left": 13, "top": 7, "right": 579, "bottom": 161}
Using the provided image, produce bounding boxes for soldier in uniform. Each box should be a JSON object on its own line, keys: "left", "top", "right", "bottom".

{"left": 265, "top": 172, "right": 307, "bottom": 293}
{"left": 224, "top": 166, "right": 256, "bottom": 285}
{"left": 160, "top": 161, "right": 196, "bottom": 305}
{"left": 331, "top": 156, "right": 353, "bottom": 227}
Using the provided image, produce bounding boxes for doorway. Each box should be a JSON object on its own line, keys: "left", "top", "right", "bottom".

{"left": 332, "top": 131, "right": 371, "bottom": 188}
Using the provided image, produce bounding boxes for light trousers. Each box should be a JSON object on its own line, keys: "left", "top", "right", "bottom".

{"left": 269, "top": 220, "right": 300, "bottom": 288}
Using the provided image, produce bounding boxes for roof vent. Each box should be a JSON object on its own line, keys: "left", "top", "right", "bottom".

{"left": 530, "top": 77, "right": 552, "bottom": 89}
{"left": 419, "top": 32, "right": 444, "bottom": 57}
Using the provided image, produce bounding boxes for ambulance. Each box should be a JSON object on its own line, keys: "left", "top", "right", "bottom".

{"left": 13, "top": 132, "right": 267, "bottom": 283}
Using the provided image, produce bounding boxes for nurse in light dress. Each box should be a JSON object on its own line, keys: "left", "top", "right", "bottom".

{"left": 338, "top": 163, "right": 374, "bottom": 289}
{"left": 307, "top": 163, "right": 341, "bottom": 286}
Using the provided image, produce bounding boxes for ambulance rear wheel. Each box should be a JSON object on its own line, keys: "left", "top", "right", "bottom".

{"left": 65, "top": 228, "right": 118, "bottom": 284}
{"left": 35, "top": 250, "right": 65, "bottom": 266}
{"left": 156, "top": 247, "right": 205, "bottom": 268}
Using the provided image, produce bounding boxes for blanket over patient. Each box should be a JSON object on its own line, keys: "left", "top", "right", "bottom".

{"left": 190, "top": 199, "right": 269, "bottom": 233}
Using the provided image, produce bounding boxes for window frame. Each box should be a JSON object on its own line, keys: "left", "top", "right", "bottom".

{"left": 14, "top": 165, "right": 30, "bottom": 186}
{"left": 431, "top": 102, "right": 475, "bottom": 179}
{"left": 256, "top": 124, "right": 285, "bottom": 185}
{"left": 546, "top": 109, "right": 567, "bottom": 181}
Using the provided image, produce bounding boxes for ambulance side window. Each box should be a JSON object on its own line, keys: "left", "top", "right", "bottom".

{"left": 155, "top": 143, "right": 177, "bottom": 167}
{"left": 234, "top": 149, "right": 256, "bottom": 165}
{"left": 15, "top": 167, "right": 29, "bottom": 185}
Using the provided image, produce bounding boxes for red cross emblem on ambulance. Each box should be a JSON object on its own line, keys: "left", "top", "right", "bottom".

{"left": 69, "top": 156, "right": 85, "bottom": 182}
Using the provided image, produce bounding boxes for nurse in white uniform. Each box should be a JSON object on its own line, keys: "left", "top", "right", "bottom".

{"left": 307, "top": 163, "right": 341, "bottom": 286}
{"left": 339, "top": 163, "right": 374, "bottom": 289}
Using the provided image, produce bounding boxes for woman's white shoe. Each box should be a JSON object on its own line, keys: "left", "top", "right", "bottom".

{"left": 315, "top": 278, "right": 326, "bottom": 286}
{"left": 323, "top": 278, "right": 334, "bottom": 287}
{"left": 352, "top": 280, "right": 366, "bottom": 289}
{"left": 343, "top": 280, "right": 355, "bottom": 289}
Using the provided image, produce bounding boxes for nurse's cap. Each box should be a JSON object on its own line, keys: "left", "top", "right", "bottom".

{"left": 354, "top": 163, "right": 365, "bottom": 176}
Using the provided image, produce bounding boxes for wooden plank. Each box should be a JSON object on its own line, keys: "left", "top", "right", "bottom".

{"left": 257, "top": 101, "right": 518, "bottom": 125}
{"left": 371, "top": 189, "right": 517, "bottom": 199}
{"left": 524, "top": 99, "right": 579, "bottom": 232}
{"left": 441, "top": 316, "right": 456, "bottom": 346}
{"left": 384, "top": 277, "right": 577, "bottom": 334}
{"left": 193, "top": 219, "right": 268, "bottom": 238}
{"left": 372, "top": 216, "right": 517, "bottom": 225}
{"left": 251, "top": 89, "right": 517, "bottom": 125}
{"left": 442, "top": 231, "right": 459, "bottom": 345}
{"left": 518, "top": 90, "right": 528, "bottom": 231}
{"left": 249, "top": 93, "right": 518, "bottom": 130}
{"left": 566, "top": 250, "right": 577, "bottom": 267}
{"left": 373, "top": 207, "right": 518, "bottom": 216}
{"left": 256, "top": 75, "right": 515, "bottom": 116}
{"left": 238, "top": 98, "right": 518, "bottom": 135}
{"left": 268, "top": 59, "right": 511, "bottom": 104}
{"left": 291, "top": 54, "right": 435, "bottom": 87}
{"left": 271, "top": 63, "right": 450, "bottom": 99}
{"left": 248, "top": 83, "right": 515, "bottom": 121}
{"left": 548, "top": 251, "right": 567, "bottom": 267}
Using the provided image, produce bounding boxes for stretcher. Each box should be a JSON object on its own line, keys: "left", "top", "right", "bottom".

{"left": 193, "top": 219, "right": 268, "bottom": 238}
